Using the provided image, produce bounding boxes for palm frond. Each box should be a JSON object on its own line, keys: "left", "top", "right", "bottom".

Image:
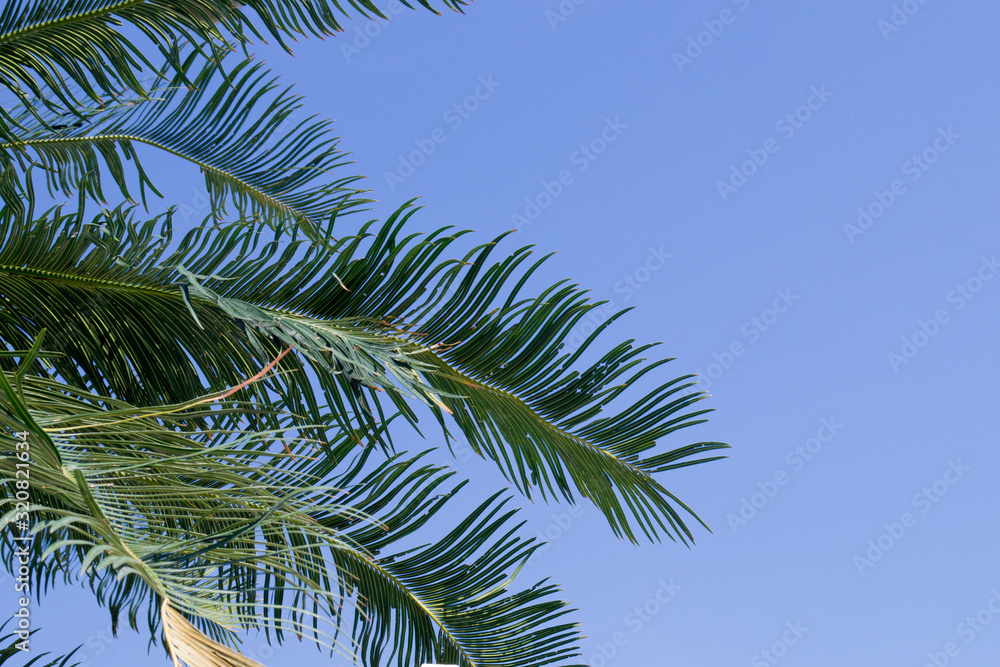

{"left": 0, "top": 353, "right": 580, "bottom": 667}
{"left": 1, "top": 50, "right": 368, "bottom": 237}
{"left": 0, "top": 204, "right": 728, "bottom": 544}
{"left": 0, "top": 0, "right": 469, "bottom": 135}
{"left": 0, "top": 205, "right": 368, "bottom": 448}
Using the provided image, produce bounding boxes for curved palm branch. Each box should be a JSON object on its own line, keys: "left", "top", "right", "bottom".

{"left": 0, "top": 205, "right": 729, "bottom": 544}
{"left": 1, "top": 50, "right": 368, "bottom": 237}
{"left": 0, "top": 346, "right": 579, "bottom": 667}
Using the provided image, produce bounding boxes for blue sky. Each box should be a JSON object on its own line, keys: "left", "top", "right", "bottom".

{"left": 16, "top": 1, "right": 1000, "bottom": 666}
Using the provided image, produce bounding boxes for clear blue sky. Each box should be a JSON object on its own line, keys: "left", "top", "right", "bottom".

{"left": 17, "top": 1, "right": 1000, "bottom": 666}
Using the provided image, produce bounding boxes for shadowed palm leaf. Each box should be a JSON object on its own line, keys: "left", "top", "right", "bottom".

{"left": 0, "top": 341, "right": 580, "bottom": 667}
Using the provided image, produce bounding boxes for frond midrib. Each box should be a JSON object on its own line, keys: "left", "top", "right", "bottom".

{"left": 0, "top": 263, "right": 176, "bottom": 301}
{"left": 423, "top": 352, "right": 661, "bottom": 489}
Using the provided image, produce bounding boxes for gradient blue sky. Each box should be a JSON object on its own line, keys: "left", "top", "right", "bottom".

{"left": 15, "top": 1, "right": 1000, "bottom": 666}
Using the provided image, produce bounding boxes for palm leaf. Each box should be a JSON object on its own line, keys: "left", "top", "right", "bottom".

{"left": 0, "top": 204, "right": 728, "bottom": 544}
{"left": 0, "top": 0, "right": 469, "bottom": 133}
{"left": 1, "top": 50, "right": 368, "bottom": 237}
{"left": 0, "top": 350, "right": 580, "bottom": 667}
{"left": 0, "top": 205, "right": 367, "bottom": 447}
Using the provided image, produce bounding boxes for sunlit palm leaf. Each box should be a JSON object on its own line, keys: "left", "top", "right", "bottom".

{"left": 162, "top": 600, "right": 266, "bottom": 667}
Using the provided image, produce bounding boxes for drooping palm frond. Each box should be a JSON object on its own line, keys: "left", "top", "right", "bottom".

{"left": 0, "top": 344, "right": 580, "bottom": 667}
{"left": 1, "top": 50, "right": 368, "bottom": 237}
{"left": 0, "top": 0, "right": 469, "bottom": 136}
{"left": 0, "top": 204, "right": 728, "bottom": 544}
{"left": 317, "top": 451, "right": 580, "bottom": 667}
